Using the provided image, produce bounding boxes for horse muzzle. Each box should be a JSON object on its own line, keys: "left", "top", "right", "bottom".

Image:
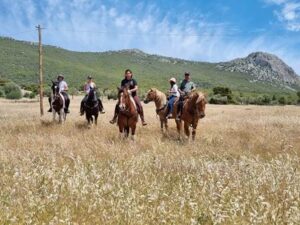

{"left": 143, "top": 99, "right": 150, "bottom": 104}
{"left": 199, "top": 112, "right": 206, "bottom": 119}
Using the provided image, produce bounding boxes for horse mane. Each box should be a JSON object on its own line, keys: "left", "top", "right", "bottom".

{"left": 151, "top": 88, "right": 167, "bottom": 106}
{"left": 122, "top": 87, "right": 137, "bottom": 114}
{"left": 187, "top": 90, "right": 206, "bottom": 113}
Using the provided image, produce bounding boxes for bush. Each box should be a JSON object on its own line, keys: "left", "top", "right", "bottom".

{"left": 0, "top": 89, "right": 4, "bottom": 97}
{"left": 278, "top": 96, "right": 286, "bottom": 105}
{"left": 4, "top": 82, "right": 22, "bottom": 99}
{"left": 212, "top": 87, "right": 233, "bottom": 102}
{"left": 24, "top": 92, "right": 36, "bottom": 99}
{"left": 43, "top": 86, "right": 52, "bottom": 97}
{"left": 209, "top": 94, "right": 228, "bottom": 104}
{"left": 107, "top": 91, "right": 118, "bottom": 100}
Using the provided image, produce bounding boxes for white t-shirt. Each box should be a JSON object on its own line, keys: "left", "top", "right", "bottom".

{"left": 170, "top": 84, "right": 180, "bottom": 97}
{"left": 58, "top": 81, "right": 68, "bottom": 92}
{"left": 84, "top": 82, "right": 96, "bottom": 94}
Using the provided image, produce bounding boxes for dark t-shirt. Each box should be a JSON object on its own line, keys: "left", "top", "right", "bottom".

{"left": 121, "top": 78, "right": 138, "bottom": 96}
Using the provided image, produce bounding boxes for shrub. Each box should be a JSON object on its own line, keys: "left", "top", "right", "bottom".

{"left": 43, "top": 86, "right": 52, "bottom": 97}
{"left": 0, "top": 89, "right": 4, "bottom": 97}
{"left": 212, "top": 87, "right": 233, "bottom": 102}
{"left": 4, "top": 82, "right": 22, "bottom": 99}
{"left": 209, "top": 94, "right": 228, "bottom": 104}
{"left": 278, "top": 96, "right": 286, "bottom": 105}
{"left": 107, "top": 91, "right": 118, "bottom": 100}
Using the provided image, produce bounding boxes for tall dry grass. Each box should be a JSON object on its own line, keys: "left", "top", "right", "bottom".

{"left": 0, "top": 97, "right": 300, "bottom": 224}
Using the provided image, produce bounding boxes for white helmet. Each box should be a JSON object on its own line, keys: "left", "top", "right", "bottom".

{"left": 169, "top": 77, "right": 176, "bottom": 83}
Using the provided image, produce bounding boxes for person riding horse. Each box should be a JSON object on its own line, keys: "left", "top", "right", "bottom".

{"left": 177, "top": 72, "right": 196, "bottom": 120}
{"left": 110, "top": 69, "right": 147, "bottom": 126}
{"left": 166, "top": 77, "right": 180, "bottom": 119}
{"left": 80, "top": 75, "right": 105, "bottom": 115}
{"left": 48, "top": 74, "right": 70, "bottom": 113}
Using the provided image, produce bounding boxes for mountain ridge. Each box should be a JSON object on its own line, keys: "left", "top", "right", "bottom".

{"left": 0, "top": 36, "right": 299, "bottom": 94}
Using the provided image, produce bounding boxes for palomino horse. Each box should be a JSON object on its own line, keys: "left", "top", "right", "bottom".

{"left": 144, "top": 88, "right": 181, "bottom": 134}
{"left": 51, "top": 81, "right": 66, "bottom": 123}
{"left": 84, "top": 87, "right": 99, "bottom": 126}
{"left": 180, "top": 90, "right": 206, "bottom": 140}
{"left": 117, "top": 87, "right": 138, "bottom": 139}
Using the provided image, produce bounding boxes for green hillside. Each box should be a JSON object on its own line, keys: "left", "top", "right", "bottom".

{"left": 0, "top": 36, "right": 298, "bottom": 96}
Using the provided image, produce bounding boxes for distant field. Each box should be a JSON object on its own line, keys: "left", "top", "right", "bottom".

{"left": 0, "top": 97, "right": 300, "bottom": 224}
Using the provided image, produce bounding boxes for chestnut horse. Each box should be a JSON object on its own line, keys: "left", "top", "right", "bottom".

{"left": 117, "top": 87, "right": 138, "bottom": 139}
{"left": 143, "top": 88, "right": 181, "bottom": 134}
{"left": 180, "top": 90, "right": 206, "bottom": 140}
{"left": 51, "top": 81, "right": 66, "bottom": 123}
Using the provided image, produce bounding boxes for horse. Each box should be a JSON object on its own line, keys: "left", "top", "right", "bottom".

{"left": 117, "top": 86, "right": 138, "bottom": 139}
{"left": 51, "top": 81, "right": 66, "bottom": 123}
{"left": 84, "top": 87, "right": 99, "bottom": 126}
{"left": 180, "top": 90, "right": 206, "bottom": 140}
{"left": 143, "top": 88, "right": 181, "bottom": 134}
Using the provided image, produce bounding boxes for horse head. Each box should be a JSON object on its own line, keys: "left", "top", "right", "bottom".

{"left": 51, "top": 81, "right": 59, "bottom": 96}
{"left": 87, "top": 87, "right": 97, "bottom": 102}
{"left": 195, "top": 92, "right": 207, "bottom": 119}
{"left": 143, "top": 88, "right": 157, "bottom": 104}
{"left": 118, "top": 86, "right": 132, "bottom": 112}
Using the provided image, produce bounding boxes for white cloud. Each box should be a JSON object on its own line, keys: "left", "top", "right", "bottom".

{"left": 0, "top": 0, "right": 299, "bottom": 74}
{"left": 266, "top": 0, "right": 300, "bottom": 31}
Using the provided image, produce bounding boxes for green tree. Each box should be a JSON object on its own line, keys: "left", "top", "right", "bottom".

{"left": 4, "top": 82, "right": 22, "bottom": 99}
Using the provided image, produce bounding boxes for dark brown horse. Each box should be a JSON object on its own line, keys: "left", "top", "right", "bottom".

{"left": 84, "top": 87, "right": 99, "bottom": 126}
{"left": 180, "top": 91, "right": 206, "bottom": 140}
{"left": 51, "top": 81, "right": 66, "bottom": 123}
{"left": 144, "top": 88, "right": 181, "bottom": 135}
{"left": 117, "top": 87, "right": 138, "bottom": 139}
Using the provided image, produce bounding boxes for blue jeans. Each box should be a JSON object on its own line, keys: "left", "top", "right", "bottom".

{"left": 168, "top": 96, "right": 176, "bottom": 114}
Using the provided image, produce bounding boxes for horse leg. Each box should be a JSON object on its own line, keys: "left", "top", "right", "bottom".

{"left": 59, "top": 109, "right": 64, "bottom": 123}
{"left": 184, "top": 122, "right": 190, "bottom": 139}
{"left": 94, "top": 114, "right": 98, "bottom": 126}
{"left": 86, "top": 113, "right": 90, "bottom": 125}
{"left": 125, "top": 127, "right": 129, "bottom": 138}
{"left": 118, "top": 124, "right": 124, "bottom": 139}
{"left": 165, "top": 119, "right": 168, "bottom": 131}
{"left": 192, "top": 123, "right": 198, "bottom": 141}
{"left": 160, "top": 119, "right": 164, "bottom": 132}
{"left": 52, "top": 110, "right": 56, "bottom": 121}
{"left": 176, "top": 120, "right": 182, "bottom": 140}
{"left": 131, "top": 125, "right": 136, "bottom": 141}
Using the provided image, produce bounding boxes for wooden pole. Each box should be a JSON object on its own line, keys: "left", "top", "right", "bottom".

{"left": 36, "top": 25, "right": 44, "bottom": 116}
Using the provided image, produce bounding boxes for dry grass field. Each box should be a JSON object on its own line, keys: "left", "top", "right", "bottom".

{"left": 0, "top": 97, "right": 300, "bottom": 224}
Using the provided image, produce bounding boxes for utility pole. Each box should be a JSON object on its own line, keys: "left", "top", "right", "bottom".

{"left": 36, "top": 25, "right": 44, "bottom": 116}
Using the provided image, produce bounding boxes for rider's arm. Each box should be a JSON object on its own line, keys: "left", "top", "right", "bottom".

{"left": 130, "top": 85, "right": 138, "bottom": 93}
{"left": 64, "top": 83, "right": 69, "bottom": 91}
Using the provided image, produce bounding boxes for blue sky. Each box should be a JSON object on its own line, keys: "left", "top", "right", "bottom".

{"left": 0, "top": 0, "right": 300, "bottom": 73}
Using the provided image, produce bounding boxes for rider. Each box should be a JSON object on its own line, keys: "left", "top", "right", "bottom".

{"left": 48, "top": 74, "right": 70, "bottom": 113}
{"left": 109, "top": 69, "right": 147, "bottom": 126}
{"left": 177, "top": 72, "right": 196, "bottom": 120}
{"left": 166, "top": 77, "right": 180, "bottom": 119}
{"left": 80, "top": 75, "right": 105, "bottom": 115}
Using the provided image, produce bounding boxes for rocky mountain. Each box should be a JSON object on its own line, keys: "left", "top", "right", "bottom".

{"left": 0, "top": 37, "right": 299, "bottom": 94}
{"left": 217, "top": 52, "right": 300, "bottom": 89}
